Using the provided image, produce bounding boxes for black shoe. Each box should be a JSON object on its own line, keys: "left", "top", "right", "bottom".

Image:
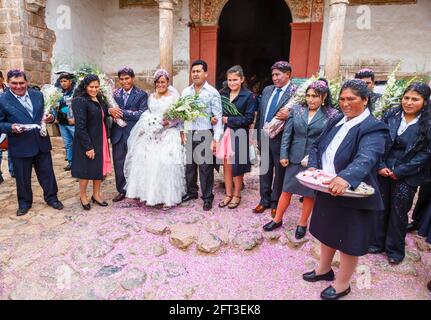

{"left": 263, "top": 220, "right": 282, "bottom": 232}
{"left": 388, "top": 256, "right": 403, "bottom": 265}
{"left": 91, "top": 196, "right": 108, "bottom": 207}
{"left": 367, "top": 246, "right": 384, "bottom": 254}
{"left": 16, "top": 207, "right": 30, "bottom": 216}
{"left": 203, "top": 201, "right": 213, "bottom": 211}
{"left": 320, "top": 285, "right": 351, "bottom": 300}
{"left": 81, "top": 199, "right": 91, "bottom": 211}
{"left": 182, "top": 194, "right": 198, "bottom": 202}
{"left": 406, "top": 221, "right": 419, "bottom": 233}
{"left": 64, "top": 163, "right": 72, "bottom": 171}
{"left": 112, "top": 193, "right": 126, "bottom": 203}
{"left": 49, "top": 201, "right": 64, "bottom": 210}
{"left": 0, "top": 175, "right": 4, "bottom": 184}
{"left": 295, "top": 225, "right": 307, "bottom": 239}
{"left": 303, "top": 269, "right": 335, "bottom": 282}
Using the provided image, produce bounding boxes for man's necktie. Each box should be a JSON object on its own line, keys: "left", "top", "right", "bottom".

{"left": 265, "top": 88, "right": 283, "bottom": 122}
{"left": 123, "top": 92, "right": 130, "bottom": 106}
{"left": 20, "top": 95, "right": 33, "bottom": 118}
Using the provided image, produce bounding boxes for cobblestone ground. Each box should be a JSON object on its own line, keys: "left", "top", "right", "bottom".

{"left": 0, "top": 137, "right": 430, "bottom": 300}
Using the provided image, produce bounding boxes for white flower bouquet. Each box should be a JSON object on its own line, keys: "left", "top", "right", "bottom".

{"left": 263, "top": 76, "right": 316, "bottom": 139}
{"left": 40, "top": 84, "right": 62, "bottom": 136}
{"left": 164, "top": 94, "right": 207, "bottom": 122}
{"left": 373, "top": 62, "right": 417, "bottom": 119}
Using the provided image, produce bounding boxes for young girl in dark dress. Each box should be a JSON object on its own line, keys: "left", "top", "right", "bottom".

{"left": 217, "top": 65, "right": 255, "bottom": 209}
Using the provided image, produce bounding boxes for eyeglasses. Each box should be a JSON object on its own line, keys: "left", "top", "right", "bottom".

{"left": 9, "top": 82, "right": 26, "bottom": 85}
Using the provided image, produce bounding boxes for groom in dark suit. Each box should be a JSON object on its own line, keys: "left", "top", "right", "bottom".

{"left": 109, "top": 67, "right": 148, "bottom": 202}
{"left": 0, "top": 70, "right": 63, "bottom": 216}
{"left": 254, "top": 61, "right": 297, "bottom": 216}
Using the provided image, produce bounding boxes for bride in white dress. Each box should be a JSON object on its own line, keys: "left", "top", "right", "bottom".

{"left": 124, "top": 69, "right": 186, "bottom": 207}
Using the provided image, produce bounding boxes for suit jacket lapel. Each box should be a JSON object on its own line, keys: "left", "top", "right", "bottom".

{"left": 300, "top": 106, "right": 308, "bottom": 125}
{"left": 389, "top": 112, "right": 402, "bottom": 142}
{"left": 6, "top": 91, "right": 33, "bottom": 121}
{"left": 276, "top": 83, "right": 295, "bottom": 110}
{"left": 261, "top": 86, "right": 274, "bottom": 123}
{"left": 309, "top": 107, "right": 325, "bottom": 126}
{"left": 29, "top": 90, "right": 41, "bottom": 122}
{"left": 126, "top": 87, "right": 137, "bottom": 108}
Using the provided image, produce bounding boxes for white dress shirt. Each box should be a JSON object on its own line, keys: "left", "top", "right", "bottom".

{"left": 181, "top": 81, "right": 223, "bottom": 141}
{"left": 398, "top": 112, "right": 420, "bottom": 136}
{"left": 11, "top": 90, "right": 34, "bottom": 117}
{"left": 264, "top": 81, "right": 291, "bottom": 122}
{"left": 322, "top": 108, "right": 371, "bottom": 175}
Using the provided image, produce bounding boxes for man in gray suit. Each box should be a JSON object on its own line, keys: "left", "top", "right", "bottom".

{"left": 254, "top": 61, "right": 297, "bottom": 216}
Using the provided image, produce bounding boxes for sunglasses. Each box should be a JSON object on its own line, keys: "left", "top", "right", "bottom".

{"left": 9, "top": 82, "right": 26, "bottom": 85}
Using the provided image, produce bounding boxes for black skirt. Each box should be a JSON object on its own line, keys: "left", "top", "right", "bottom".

{"left": 310, "top": 192, "right": 376, "bottom": 256}
{"left": 282, "top": 163, "right": 316, "bottom": 197}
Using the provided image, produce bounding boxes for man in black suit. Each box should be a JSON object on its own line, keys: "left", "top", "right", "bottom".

{"left": 0, "top": 70, "right": 63, "bottom": 216}
{"left": 254, "top": 61, "right": 297, "bottom": 216}
{"left": 108, "top": 67, "right": 148, "bottom": 202}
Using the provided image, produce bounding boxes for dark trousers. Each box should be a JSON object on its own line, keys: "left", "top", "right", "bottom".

{"left": 259, "top": 134, "right": 285, "bottom": 209}
{"left": 185, "top": 130, "right": 214, "bottom": 202}
{"left": 373, "top": 176, "right": 417, "bottom": 260}
{"left": 112, "top": 138, "right": 128, "bottom": 194}
{"left": 412, "top": 181, "right": 431, "bottom": 224}
{"left": 11, "top": 151, "right": 58, "bottom": 210}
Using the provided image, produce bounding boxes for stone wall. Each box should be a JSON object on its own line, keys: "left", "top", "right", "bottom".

{"left": 0, "top": 0, "right": 55, "bottom": 85}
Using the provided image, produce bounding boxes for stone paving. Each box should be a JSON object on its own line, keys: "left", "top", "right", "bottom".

{"left": 0, "top": 137, "right": 430, "bottom": 300}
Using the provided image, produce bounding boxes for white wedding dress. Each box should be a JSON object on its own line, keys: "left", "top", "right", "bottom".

{"left": 124, "top": 87, "right": 186, "bottom": 207}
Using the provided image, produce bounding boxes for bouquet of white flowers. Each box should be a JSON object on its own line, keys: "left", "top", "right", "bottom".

{"left": 373, "top": 62, "right": 417, "bottom": 119}
{"left": 263, "top": 76, "right": 316, "bottom": 139}
{"left": 164, "top": 94, "right": 207, "bottom": 122}
{"left": 75, "top": 64, "right": 127, "bottom": 127}
{"left": 40, "top": 84, "right": 62, "bottom": 136}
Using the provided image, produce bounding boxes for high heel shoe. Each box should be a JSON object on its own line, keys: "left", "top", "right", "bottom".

{"left": 91, "top": 196, "right": 108, "bottom": 207}
{"left": 81, "top": 199, "right": 91, "bottom": 211}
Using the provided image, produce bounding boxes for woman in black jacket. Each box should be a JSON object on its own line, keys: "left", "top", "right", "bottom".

{"left": 217, "top": 65, "right": 255, "bottom": 209}
{"left": 71, "top": 74, "right": 112, "bottom": 210}
{"left": 368, "top": 83, "right": 431, "bottom": 264}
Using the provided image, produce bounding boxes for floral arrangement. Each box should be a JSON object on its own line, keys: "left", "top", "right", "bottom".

{"left": 40, "top": 84, "right": 62, "bottom": 136}
{"left": 164, "top": 94, "right": 207, "bottom": 122}
{"left": 263, "top": 76, "right": 317, "bottom": 139}
{"left": 373, "top": 62, "right": 417, "bottom": 119}
{"left": 75, "top": 64, "right": 127, "bottom": 127}
{"left": 221, "top": 95, "right": 241, "bottom": 116}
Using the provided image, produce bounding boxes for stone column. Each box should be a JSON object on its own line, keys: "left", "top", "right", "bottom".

{"left": 324, "top": 0, "right": 349, "bottom": 80}
{"left": 159, "top": 0, "right": 175, "bottom": 80}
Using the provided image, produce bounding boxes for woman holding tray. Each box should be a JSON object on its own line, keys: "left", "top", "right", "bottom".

{"left": 368, "top": 82, "right": 431, "bottom": 265}
{"left": 303, "top": 79, "right": 389, "bottom": 300}
{"left": 262, "top": 79, "right": 339, "bottom": 236}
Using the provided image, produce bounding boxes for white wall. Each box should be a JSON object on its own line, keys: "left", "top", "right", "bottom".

{"left": 46, "top": 0, "right": 105, "bottom": 72}
{"left": 46, "top": 0, "right": 190, "bottom": 91}
{"left": 102, "top": 0, "right": 190, "bottom": 91}
{"left": 321, "top": 0, "right": 431, "bottom": 75}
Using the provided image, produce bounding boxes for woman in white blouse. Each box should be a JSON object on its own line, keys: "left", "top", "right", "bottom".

{"left": 303, "top": 79, "right": 389, "bottom": 300}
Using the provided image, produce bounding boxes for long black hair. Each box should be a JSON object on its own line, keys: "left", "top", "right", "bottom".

{"left": 402, "top": 82, "right": 431, "bottom": 154}
{"left": 73, "top": 74, "right": 106, "bottom": 104}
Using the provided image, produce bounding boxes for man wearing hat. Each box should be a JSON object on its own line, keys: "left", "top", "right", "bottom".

{"left": 254, "top": 61, "right": 297, "bottom": 217}
{"left": 53, "top": 72, "right": 76, "bottom": 171}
